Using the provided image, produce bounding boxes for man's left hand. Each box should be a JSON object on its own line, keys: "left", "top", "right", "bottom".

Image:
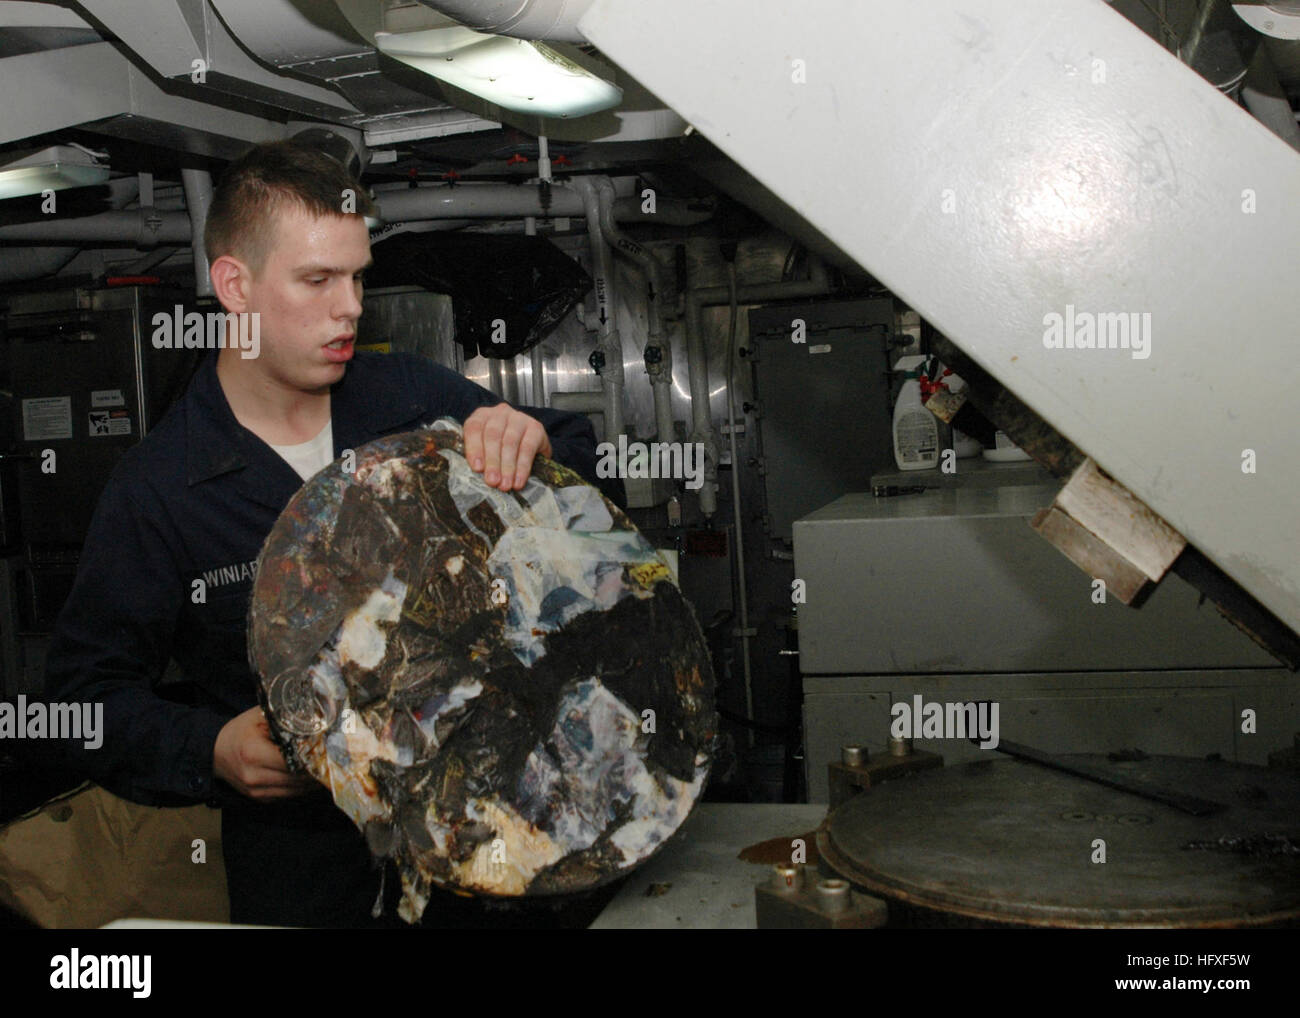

{"left": 463, "top": 404, "right": 553, "bottom": 491}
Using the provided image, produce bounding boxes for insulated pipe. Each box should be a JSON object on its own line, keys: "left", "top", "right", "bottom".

{"left": 529, "top": 328, "right": 547, "bottom": 407}
{"left": 681, "top": 293, "right": 719, "bottom": 516}
{"left": 373, "top": 183, "right": 711, "bottom": 227}
{"left": 369, "top": 220, "right": 479, "bottom": 243}
{"left": 649, "top": 339, "right": 676, "bottom": 446}
{"left": 0, "top": 247, "right": 78, "bottom": 284}
{"left": 0, "top": 209, "right": 191, "bottom": 245}
{"left": 549, "top": 391, "right": 604, "bottom": 413}
{"left": 722, "top": 261, "right": 754, "bottom": 745}
{"left": 524, "top": 207, "right": 547, "bottom": 407}
{"left": 611, "top": 195, "right": 712, "bottom": 227}
{"left": 182, "top": 168, "right": 214, "bottom": 297}
{"left": 0, "top": 175, "right": 142, "bottom": 283}
{"left": 536, "top": 134, "right": 553, "bottom": 184}
{"left": 570, "top": 176, "right": 624, "bottom": 443}
{"left": 500, "top": 356, "right": 520, "bottom": 403}
{"left": 414, "top": 0, "right": 598, "bottom": 42}
{"left": 595, "top": 176, "right": 676, "bottom": 444}
{"left": 375, "top": 183, "right": 585, "bottom": 221}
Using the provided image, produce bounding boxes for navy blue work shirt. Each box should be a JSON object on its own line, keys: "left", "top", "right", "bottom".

{"left": 43, "top": 349, "right": 617, "bottom": 809}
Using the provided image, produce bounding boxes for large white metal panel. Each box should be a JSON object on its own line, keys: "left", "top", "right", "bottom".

{"left": 581, "top": 0, "right": 1300, "bottom": 635}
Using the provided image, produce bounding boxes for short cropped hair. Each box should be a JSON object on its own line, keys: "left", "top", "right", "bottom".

{"left": 203, "top": 139, "right": 377, "bottom": 274}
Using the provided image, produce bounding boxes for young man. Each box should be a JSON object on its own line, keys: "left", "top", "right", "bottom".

{"left": 44, "top": 140, "right": 612, "bottom": 926}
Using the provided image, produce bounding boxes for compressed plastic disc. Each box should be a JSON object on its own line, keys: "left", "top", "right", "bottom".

{"left": 248, "top": 420, "right": 715, "bottom": 921}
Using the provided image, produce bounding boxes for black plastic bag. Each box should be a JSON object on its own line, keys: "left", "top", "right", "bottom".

{"left": 367, "top": 232, "right": 591, "bottom": 359}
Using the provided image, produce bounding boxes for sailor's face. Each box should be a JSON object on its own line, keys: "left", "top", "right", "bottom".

{"left": 246, "top": 205, "right": 371, "bottom": 393}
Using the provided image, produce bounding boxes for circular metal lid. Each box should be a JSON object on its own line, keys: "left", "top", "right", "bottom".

{"left": 249, "top": 423, "right": 714, "bottom": 921}
{"left": 818, "top": 755, "right": 1300, "bottom": 927}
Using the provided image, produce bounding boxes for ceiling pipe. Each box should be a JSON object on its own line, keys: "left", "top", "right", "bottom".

{"left": 375, "top": 183, "right": 583, "bottom": 220}
{"left": 680, "top": 291, "right": 719, "bottom": 516}
{"left": 524, "top": 170, "right": 547, "bottom": 409}
{"left": 569, "top": 175, "right": 624, "bottom": 443}
{"left": 413, "top": 0, "right": 598, "bottom": 42}
{"left": 182, "top": 168, "right": 214, "bottom": 297}
{"left": 0, "top": 175, "right": 143, "bottom": 284}
{"left": 0, "top": 246, "right": 79, "bottom": 284}
{"left": 595, "top": 175, "right": 675, "bottom": 444}
{"left": 372, "top": 182, "right": 712, "bottom": 226}
{"left": 0, "top": 209, "right": 190, "bottom": 245}
{"left": 549, "top": 391, "right": 604, "bottom": 414}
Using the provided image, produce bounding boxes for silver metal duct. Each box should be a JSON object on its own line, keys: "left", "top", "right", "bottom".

{"left": 414, "top": 0, "right": 598, "bottom": 42}
{"left": 76, "top": 0, "right": 359, "bottom": 121}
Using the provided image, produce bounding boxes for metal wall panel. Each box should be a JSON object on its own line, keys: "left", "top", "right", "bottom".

{"left": 749, "top": 298, "right": 895, "bottom": 539}
{"left": 793, "top": 486, "right": 1277, "bottom": 674}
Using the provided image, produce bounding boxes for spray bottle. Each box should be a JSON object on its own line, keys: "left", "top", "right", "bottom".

{"left": 892, "top": 355, "right": 939, "bottom": 471}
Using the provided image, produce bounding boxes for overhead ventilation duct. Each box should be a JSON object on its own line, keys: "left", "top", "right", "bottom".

{"left": 0, "top": 40, "right": 283, "bottom": 156}
{"left": 291, "top": 126, "right": 365, "bottom": 178}
{"left": 75, "top": 0, "right": 360, "bottom": 122}
{"left": 413, "top": 0, "right": 599, "bottom": 42}
{"left": 373, "top": 25, "right": 621, "bottom": 117}
{"left": 210, "top": 0, "right": 496, "bottom": 142}
{"left": 344, "top": 3, "right": 618, "bottom": 119}
{"left": 0, "top": 1, "right": 100, "bottom": 53}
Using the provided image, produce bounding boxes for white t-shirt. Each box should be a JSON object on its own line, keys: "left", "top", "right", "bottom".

{"left": 269, "top": 419, "right": 335, "bottom": 481}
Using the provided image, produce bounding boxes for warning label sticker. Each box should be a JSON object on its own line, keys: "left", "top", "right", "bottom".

{"left": 88, "top": 408, "right": 132, "bottom": 437}
{"left": 22, "top": 397, "right": 73, "bottom": 441}
{"left": 91, "top": 389, "right": 126, "bottom": 408}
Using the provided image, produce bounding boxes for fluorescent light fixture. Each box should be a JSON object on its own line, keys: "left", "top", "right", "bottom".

{"left": 0, "top": 145, "right": 109, "bottom": 200}
{"left": 375, "top": 26, "right": 621, "bottom": 118}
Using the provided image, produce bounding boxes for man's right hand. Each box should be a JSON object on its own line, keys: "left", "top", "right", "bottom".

{"left": 214, "top": 706, "right": 319, "bottom": 800}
